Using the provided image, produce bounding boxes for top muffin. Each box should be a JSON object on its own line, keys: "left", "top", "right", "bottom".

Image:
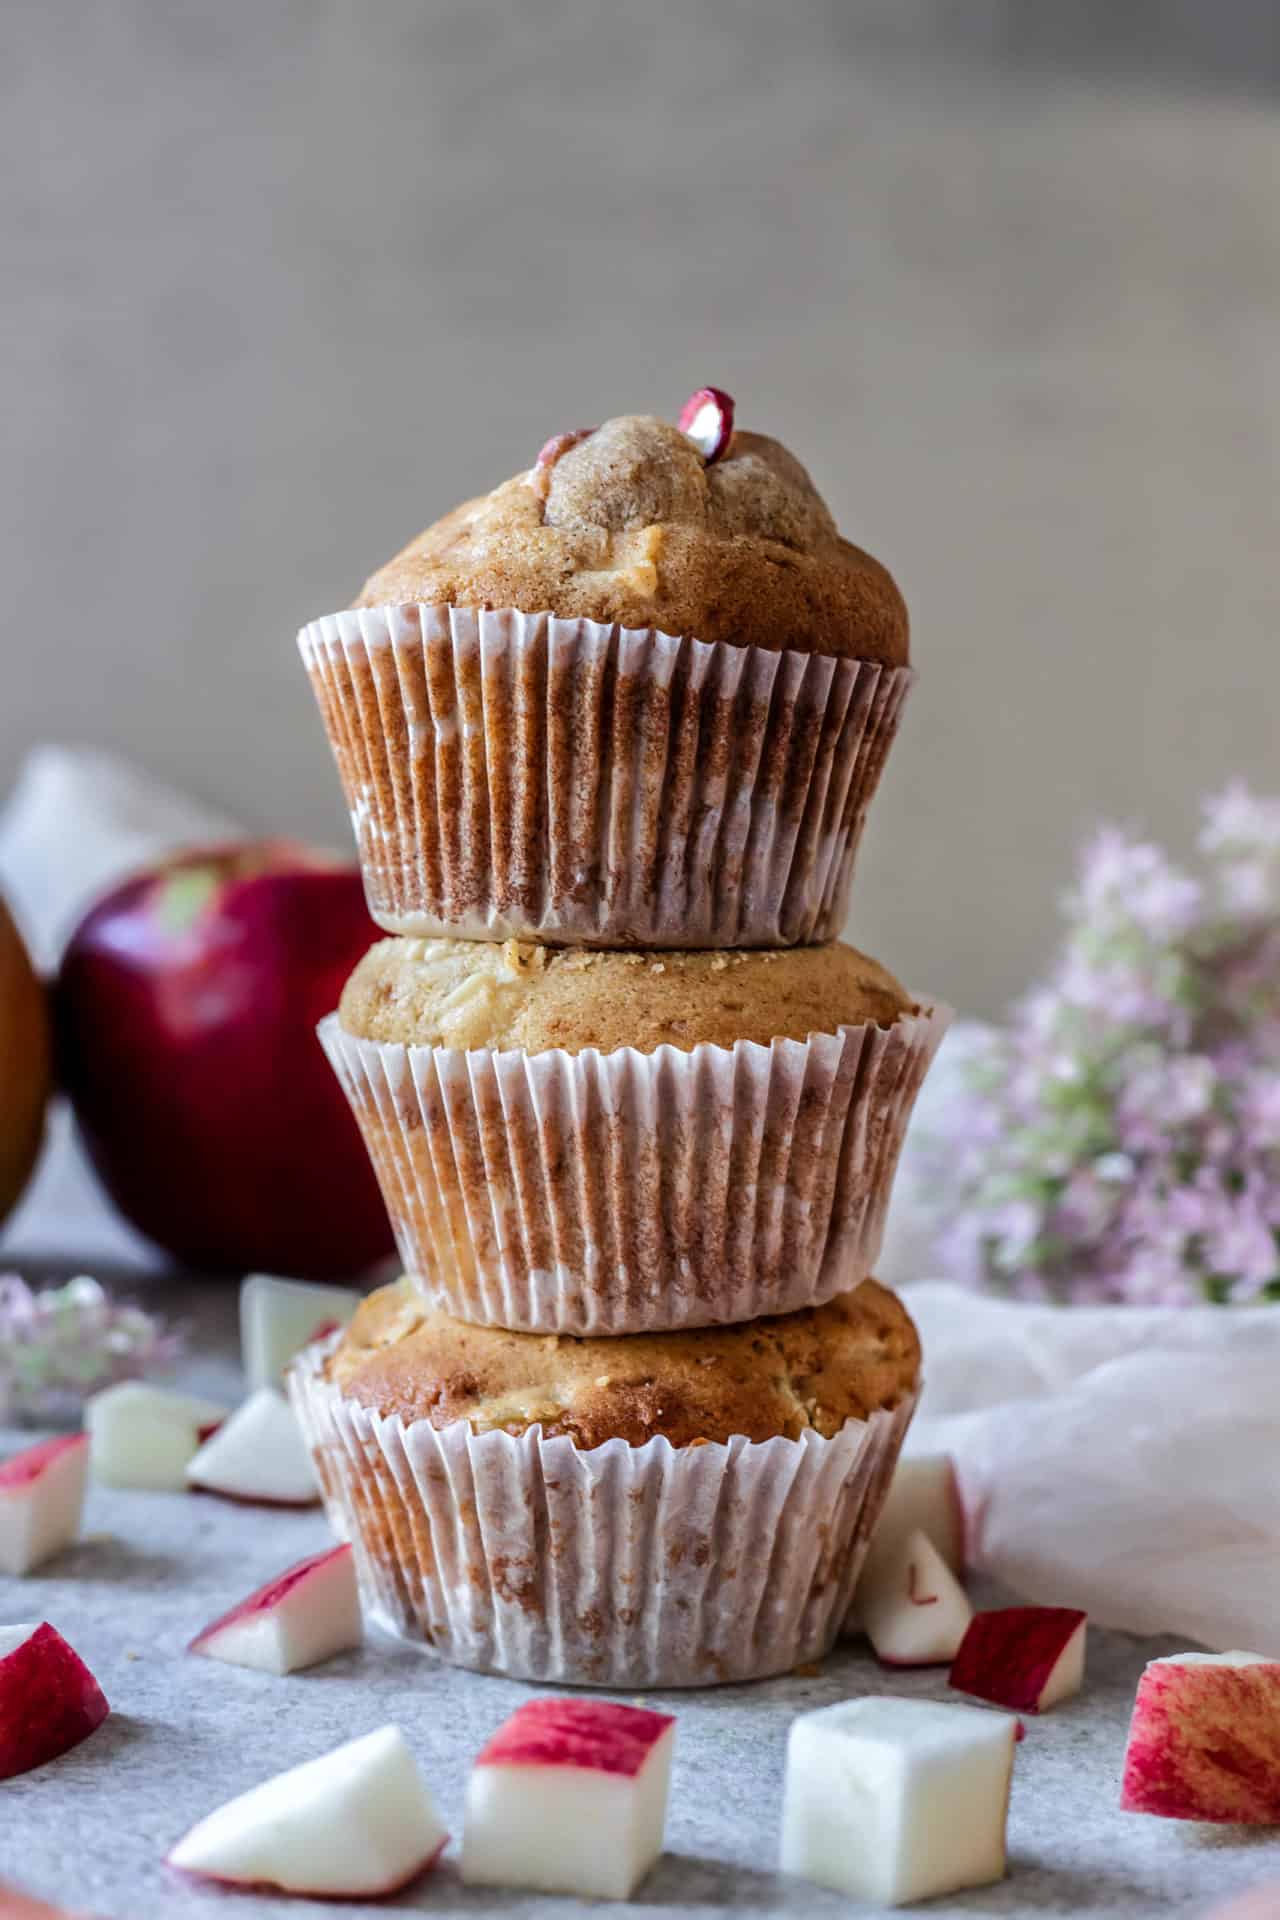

{"left": 356, "top": 412, "right": 908, "bottom": 665}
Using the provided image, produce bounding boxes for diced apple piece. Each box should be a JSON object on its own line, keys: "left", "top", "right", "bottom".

{"left": 0, "top": 1883, "right": 91, "bottom": 1918}
{"left": 190, "top": 1544, "right": 361, "bottom": 1675}
{"left": 1120, "top": 1651, "right": 1280, "bottom": 1823}
{"left": 0, "top": 1623, "right": 109, "bottom": 1781}
{"left": 86, "top": 1382, "right": 227, "bottom": 1492}
{"left": 847, "top": 1453, "right": 964, "bottom": 1635}
{"left": 167, "top": 1725, "right": 446, "bottom": 1897}
{"left": 677, "top": 387, "right": 734, "bottom": 464}
{"left": 462, "top": 1698, "right": 675, "bottom": 1900}
{"left": 863, "top": 1528, "right": 973, "bottom": 1668}
{"left": 781, "top": 1695, "right": 1016, "bottom": 1907}
{"left": 239, "top": 1274, "right": 360, "bottom": 1393}
{"left": 950, "top": 1607, "right": 1087, "bottom": 1714}
{"left": 0, "top": 1435, "right": 88, "bottom": 1576}
{"left": 185, "top": 1387, "right": 318, "bottom": 1506}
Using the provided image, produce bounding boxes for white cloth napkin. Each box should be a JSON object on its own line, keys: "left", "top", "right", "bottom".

{"left": 2, "top": 746, "right": 1276, "bottom": 1654}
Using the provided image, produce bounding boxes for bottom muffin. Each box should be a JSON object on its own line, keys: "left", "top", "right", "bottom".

{"left": 289, "top": 1277, "right": 919, "bottom": 1687}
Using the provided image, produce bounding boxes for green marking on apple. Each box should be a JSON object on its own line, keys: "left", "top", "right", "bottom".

{"left": 153, "top": 868, "right": 220, "bottom": 936}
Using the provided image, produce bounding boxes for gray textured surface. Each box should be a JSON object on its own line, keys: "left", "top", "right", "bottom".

{"left": 4, "top": 1275, "right": 1280, "bottom": 1917}
{"left": 5, "top": 3, "right": 1280, "bottom": 1019}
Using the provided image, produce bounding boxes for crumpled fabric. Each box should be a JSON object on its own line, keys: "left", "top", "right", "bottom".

{"left": 906, "top": 1282, "right": 1280, "bottom": 1656}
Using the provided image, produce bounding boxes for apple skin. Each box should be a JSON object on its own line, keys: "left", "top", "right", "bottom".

{"left": 0, "top": 896, "right": 50, "bottom": 1227}
{"left": 54, "top": 842, "right": 394, "bottom": 1279}
{"left": 0, "top": 1623, "right": 109, "bottom": 1781}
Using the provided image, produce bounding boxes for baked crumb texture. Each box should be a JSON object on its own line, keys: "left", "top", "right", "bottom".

{"left": 320, "top": 999, "right": 948, "bottom": 1334}
{"left": 299, "top": 604, "right": 911, "bottom": 948}
{"left": 327, "top": 1276, "right": 920, "bottom": 1447}
{"left": 355, "top": 416, "right": 908, "bottom": 666}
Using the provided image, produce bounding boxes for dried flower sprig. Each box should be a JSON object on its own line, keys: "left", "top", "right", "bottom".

{"left": 917, "top": 784, "right": 1280, "bottom": 1305}
{"left": 0, "top": 1274, "right": 183, "bottom": 1425}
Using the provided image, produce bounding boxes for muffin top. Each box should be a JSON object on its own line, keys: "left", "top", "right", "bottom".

{"left": 339, "top": 935, "right": 914, "bottom": 1054}
{"left": 325, "top": 1277, "right": 920, "bottom": 1448}
{"left": 354, "top": 405, "right": 908, "bottom": 666}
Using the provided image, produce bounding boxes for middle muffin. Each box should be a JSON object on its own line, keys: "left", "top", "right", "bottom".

{"left": 324, "top": 935, "right": 949, "bottom": 1334}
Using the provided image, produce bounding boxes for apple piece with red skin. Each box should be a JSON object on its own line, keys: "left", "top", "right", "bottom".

{"left": 0, "top": 1623, "right": 109, "bottom": 1781}
{"left": 0, "top": 1435, "right": 88, "bottom": 1577}
{"left": 190, "top": 1543, "right": 361, "bottom": 1675}
{"left": 185, "top": 1387, "right": 319, "bottom": 1506}
{"left": 1120, "top": 1652, "right": 1280, "bottom": 1824}
{"left": 462, "top": 1698, "right": 675, "bottom": 1899}
{"left": 54, "top": 841, "right": 393, "bottom": 1279}
{"left": 167, "top": 1725, "right": 446, "bottom": 1897}
{"left": 950, "top": 1607, "right": 1087, "bottom": 1714}
{"left": 0, "top": 1883, "right": 96, "bottom": 1919}
{"left": 863, "top": 1529, "right": 973, "bottom": 1669}
{"left": 677, "top": 387, "right": 734, "bottom": 464}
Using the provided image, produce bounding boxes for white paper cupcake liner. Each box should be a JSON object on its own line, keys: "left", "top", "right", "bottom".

{"left": 298, "top": 605, "right": 912, "bottom": 948}
{"left": 319, "top": 1001, "right": 949, "bottom": 1335}
{"left": 289, "top": 1341, "right": 916, "bottom": 1688}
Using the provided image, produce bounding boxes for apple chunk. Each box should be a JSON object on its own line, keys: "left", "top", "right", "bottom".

{"left": 86, "top": 1381, "right": 227, "bottom": 1492}
{"left": 950, "top": 1607, "right": 1087, "bottom": 1714}
{"left": 185, "top": 1387, "right": 318, "bottom": 1506}
{"left": 863, "top": 1528, "right": 972, "bottom": 1668}
{"left": 0, "top": 1435, "right": 88, "bottom": 1576}
{"left": 847, "top": 1453, "right": 964, "bottom": 1634}
{"left": 190, "top": 1544, "right": 361, "bottom": 1675}
{"left": 239, "top": 1273, "right": 359, "bottom": 1392}
{"left": 1120, "top": 1651, "right": 1280, "bottom": 1823}
{"left": 0, "top": 1622, "right": 109, "bottom": 1781}
{"left": 168, "top": 1725, "right": 446, "bottom": 1897}
{"left": 462, "top": 1698, "right": 675, "bottom": 1899}
{"left": 781, "top": 1695, "right": 1016, "bottom": 1907}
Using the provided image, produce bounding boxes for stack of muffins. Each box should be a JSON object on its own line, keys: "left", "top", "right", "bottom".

{"left": 290, "top": 396, "right": 948, "bottom": 1688}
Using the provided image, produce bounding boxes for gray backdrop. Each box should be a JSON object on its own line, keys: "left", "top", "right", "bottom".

{"left": 5, "top": 1, "right": 1278, "bottom": 1015}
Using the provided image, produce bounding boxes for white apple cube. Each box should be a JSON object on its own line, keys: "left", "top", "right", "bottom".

{"left": 0, "top": 1622, "right": 110, "bottom": 1781}
{"left": 781, "top": 1696, "right": 1016, "bottom": 1907}
{"left": 168, "top": 1725, "right": 446, "bottom": 1897}
{"left": 462, "top": 1698, "right": 675, "bottom": 1899}
{"left": 189, "top": 1544, "right": 361, "bottom": 1675}
{"left": 239, "top": 1273, "right": 359, "bottom": 1392}
{"left": 848, "top": 1453, "right": 963, "bottom": 1635}
{"left": 863, "top": 1528, "right": 973, "bottom": 1667}
{"left": 1121, "top": 1651, "right": 1280, "bottom": 1823}
{"left": 86, "top": 1382, "right": 227, "bottom": 1492}
{"left": 0, "top": 1435, "right": 89, "bottom": 1575}
{"left": 950, "top": 1606, "right": 1087, "bottom": 1713}
{"left": 185, "top": 1387, "right": 318, "bottom": 1506}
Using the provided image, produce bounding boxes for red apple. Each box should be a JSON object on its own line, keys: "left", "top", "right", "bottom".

{"left": 0, "top": 1623, "right": 109, "bottom": 1781}
{"left": 0, "top": 895, "right": 50, "bottom": 1227}
{"left": 189, "top": 1543, "right": 361, "bottom": 1674}
{"left": 54, "top": 842, "right": 393, "bottom": 1278}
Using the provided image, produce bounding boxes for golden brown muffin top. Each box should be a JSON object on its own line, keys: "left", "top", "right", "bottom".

{"left": 326, "top": 1277, "right": 920, "bottom": 1448}
{"left": 354, "top": 411, "right": 908, "bottom": 666}
{"left": 339, "top": 936, "right": 914, "bottom": 1054}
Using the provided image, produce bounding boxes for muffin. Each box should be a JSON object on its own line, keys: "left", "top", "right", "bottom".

{"left": 322, "top": 936, "right": 949, "bottom": 1333}
{"left": 289, "top": 1275, "right": 920, "bottom": 1686}
{"left": 299, "top": 398, "right": 913, "bottom": 948}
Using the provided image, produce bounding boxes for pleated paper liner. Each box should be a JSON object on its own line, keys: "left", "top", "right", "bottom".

{"left": 289, "top": 1339, "right": 916, "bottom": 1688}
{"left": 298, "top": 604, "right": 912, "bottom": 948}
{"left": 319, "top": 1000, "right": 950, "bottom": 1335}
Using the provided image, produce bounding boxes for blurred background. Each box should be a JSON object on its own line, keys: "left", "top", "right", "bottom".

{"left": 4, "top": 0, "right": 1278, "bottom": 1018}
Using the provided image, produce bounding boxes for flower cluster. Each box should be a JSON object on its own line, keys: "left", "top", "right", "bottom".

{"left": 0, "top": 1273, "right": 182, "bottom": 1424}
{"left": 920, "top": 786, "right": 1280, "bottom": 1305}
